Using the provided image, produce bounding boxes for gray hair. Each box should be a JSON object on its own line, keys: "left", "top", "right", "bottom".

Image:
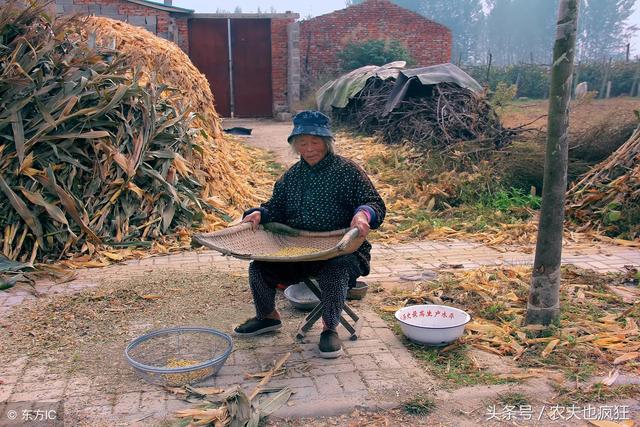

{"left": 290, "top": 135, "right": 335, "bottom": 155}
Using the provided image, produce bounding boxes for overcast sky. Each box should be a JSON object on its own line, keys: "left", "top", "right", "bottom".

{"left": 172, "top": 0, "right": 640, "bottom": 55}
{"left": 171, "top": 0, "right": 345, "bottom": 16}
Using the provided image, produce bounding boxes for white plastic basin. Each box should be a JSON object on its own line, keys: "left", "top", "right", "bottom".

{"left": 395, "top": 304, "right": 471, "bottom": 346}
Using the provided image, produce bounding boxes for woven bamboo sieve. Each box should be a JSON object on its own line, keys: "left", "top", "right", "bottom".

{"left": 193, "top": 222, "right": 364, "bottom": 262}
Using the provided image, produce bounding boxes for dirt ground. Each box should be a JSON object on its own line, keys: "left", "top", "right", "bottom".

{"left": 217, "top": 113, "right": 640, "bottom": 426}
{"left": 222, "top": 118, "right": 298, "bottom": 167}
{"left": 1, "top": 105, "right": 638, "bottom": 426}
{"left": 0, "top": 268, "right": 258, "bottom": 393}
{"left": 499, "top": 97, "right": 640, "bottom": 132}
{"left": 5, "top": 266, "right": 636, "bottom": 426}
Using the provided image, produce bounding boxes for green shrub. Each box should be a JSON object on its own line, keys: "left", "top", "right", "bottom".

{"left": 465, "top": 64, "right": 550, "bottom": 98}
{"left": 403, "top": 395, "right": 436, "bottom": 415}
{"left": 491, "top": 81, "right": 517, "bottom": 107}
{"left": 487, "top": 188, "right": 541, "bottom": 212}
{"left": 337, "top": 39, "right": 414, "bottom": 71}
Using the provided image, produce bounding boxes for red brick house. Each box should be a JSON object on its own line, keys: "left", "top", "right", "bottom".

{"left": 51, "top": 0, "right": 297, "bottom": 117}
{"left": 56, "top": 0, "right": 192, "bottom": 52}
{"left": 299, "top": 0, "right": 452, "bottom": 89}
{"left": 50, "top": 0, "right": 451, "bottom": 118}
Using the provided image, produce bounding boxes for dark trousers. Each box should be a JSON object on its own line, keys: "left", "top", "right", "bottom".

{"left": 248, "top": 254, "right": 363, "bottom": 330}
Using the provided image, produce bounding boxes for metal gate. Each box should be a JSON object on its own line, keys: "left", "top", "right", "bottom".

{"left": 189, "top": 18, "right": 273, "bottom": 118}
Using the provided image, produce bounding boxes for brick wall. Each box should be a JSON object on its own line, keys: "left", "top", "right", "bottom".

{"left": 271, "top": 16, "right": 297, "bottom": 113}
{"left": 299, "top": 0, "right": 451, "bottom": 88}
{"left": 55, "top": 0, "right": 189, "bottom": 52}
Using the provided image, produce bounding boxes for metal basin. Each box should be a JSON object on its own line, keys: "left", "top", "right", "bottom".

{"left": 284, "top": 282, "right": 320, "bottom": 311}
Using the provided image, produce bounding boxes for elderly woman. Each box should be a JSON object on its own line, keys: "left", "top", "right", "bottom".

{"left": 235, "top": 111, "right": 385, "bottom": 358}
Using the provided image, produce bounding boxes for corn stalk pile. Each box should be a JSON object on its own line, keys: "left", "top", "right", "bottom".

{"left": 566, "top": 119, "right": 640, "bottom": 241}
{"left": 78, "top": 16, "right": 270, "bottom": 221}
{"left": 0, "top": 3, "right": 222, "bottom": 262}
{"left": 334, "top": 79, "right": 519, "bottom": 149}
{"left": 81, "top": 16, "right": 223, "bottom": 140}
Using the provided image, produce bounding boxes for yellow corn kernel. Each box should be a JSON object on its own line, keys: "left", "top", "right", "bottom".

{"left": 270, "top": 247, "right": 318, "bottom": 257}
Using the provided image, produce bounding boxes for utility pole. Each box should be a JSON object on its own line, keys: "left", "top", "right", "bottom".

{"left": 599, "top": 57, "right": 612, "bottom": 99}
{"left": 626, "top": 43, "right": 630, "bottom": 63}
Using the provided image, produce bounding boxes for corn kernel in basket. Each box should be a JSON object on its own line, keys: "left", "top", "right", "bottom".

{"left": 163, "top": 358, "right": 213, "bottom": 385}
{"left": 270, "top": 247, "right": 318, "bottom": 257}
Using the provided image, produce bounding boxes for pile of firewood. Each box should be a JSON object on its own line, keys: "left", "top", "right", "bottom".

{"left": 334, "top": 79, "right": 519, "bottom": 149}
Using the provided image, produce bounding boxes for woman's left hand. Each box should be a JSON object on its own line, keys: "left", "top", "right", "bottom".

{"left": 350, "top": 211, "right": 370, "bottom": 238}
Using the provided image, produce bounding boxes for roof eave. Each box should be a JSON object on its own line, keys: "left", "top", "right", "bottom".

{"left": 125, "top": 0, "right": 194, "bottom": 14}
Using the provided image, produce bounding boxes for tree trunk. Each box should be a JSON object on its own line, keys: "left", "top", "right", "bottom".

{"left": 525, "top": 0, "right": 579, "bottom": 326}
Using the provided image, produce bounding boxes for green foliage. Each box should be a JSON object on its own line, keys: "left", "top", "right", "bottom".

{"left": 485, "top": 0, "right": 558, "bottom": 65}
{"left": 465, "top": 64, "right": 550, "bottom": 98}
{"left": 418, "top": 0, "right": 485, "bottom": 64}
{"left": 575, "top": 62, "right": 640, "bottom": 97}
{"left": 457, "top": 183, "right": 541, "bottom": 213}
{"left": 497, "top": 392, "right": 529, "bottom": 407}
{"left": 407, "top": 344, "right": 509, "bottom": 386}
{"left": 345, "top": 0, "right": 635, "bottom": 66}
{"left": 485, "top": 188, "right": 541, "bottom": 212}
{"left": 337, "top": 39, "right": 414, "bottom": 71}
{"left": 578, "top": 0, "right": 636, "bottom": 61}
{"left": 465, "top": 61, "right": 640, "bottom": 100}
{"left": 403, "top": 395, "right": 436, "bottom": 415}
{"left": 490, "top": 82, "right": 517, "bottom": 107}
{"left": 480, "top": 303, "right": 515, "bottom": 321}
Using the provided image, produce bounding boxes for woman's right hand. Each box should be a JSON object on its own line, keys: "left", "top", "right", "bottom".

{"left": 243, "top": 211, "right": 261, "bottom": 231}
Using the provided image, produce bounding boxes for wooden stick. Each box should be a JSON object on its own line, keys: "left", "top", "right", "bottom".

{"left": 248, "top": 352, "right": 290, "bottom": 401}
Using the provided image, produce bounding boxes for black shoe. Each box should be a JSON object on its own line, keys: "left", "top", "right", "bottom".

{"left": 234, "top": 317, "right": 282, "bottom": 337}
{"left": 318, "top": 330, "right": 343, "bottom": 358}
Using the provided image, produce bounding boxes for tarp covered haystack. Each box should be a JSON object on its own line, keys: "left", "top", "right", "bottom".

{"left": 317, "top": 63, "right": 515, "bottom": 149}
{"left": 0, "top": 2, "right": 262, "bottom": 263}
{"left": 567, "top": 115, "right": 640, "bottom": 241}
{"left": 316, "top": 61, "right": 406, "bottom": 112}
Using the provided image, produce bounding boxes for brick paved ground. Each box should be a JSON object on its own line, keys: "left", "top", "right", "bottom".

{"left": 0, "top": 238, "right": 638, "bottom": 425}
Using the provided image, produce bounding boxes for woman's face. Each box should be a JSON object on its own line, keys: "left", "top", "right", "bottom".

{"left": 294, "top": 135, "right": 328, "bottom": 166}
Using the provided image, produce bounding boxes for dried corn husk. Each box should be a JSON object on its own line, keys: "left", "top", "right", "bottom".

{"left": 0, "top": 3, "right": 271, "bottom": 263}
{"left": 339, "top": 134, "right": 637, "bottom": 248}
{"left": 567, "top": 118, "right": 640, "bottom": 241}
{"left": 379, "top": 266, "right": 640, "bottom": 374}
{"left": 79, "top": 17, "right": 271, "bottom": 219}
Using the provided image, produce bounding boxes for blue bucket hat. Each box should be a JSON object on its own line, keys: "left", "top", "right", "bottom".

{"left": 287, "top": 110, "right": 333, "bottom": 143}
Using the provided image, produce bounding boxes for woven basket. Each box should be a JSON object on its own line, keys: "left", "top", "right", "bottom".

{"left": 193, "top": 222, "right": 364, "bottom": 262}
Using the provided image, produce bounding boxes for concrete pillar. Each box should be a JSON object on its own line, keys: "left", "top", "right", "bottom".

{"left": 287, "top": 21, "right": 301, "bottom": 114}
